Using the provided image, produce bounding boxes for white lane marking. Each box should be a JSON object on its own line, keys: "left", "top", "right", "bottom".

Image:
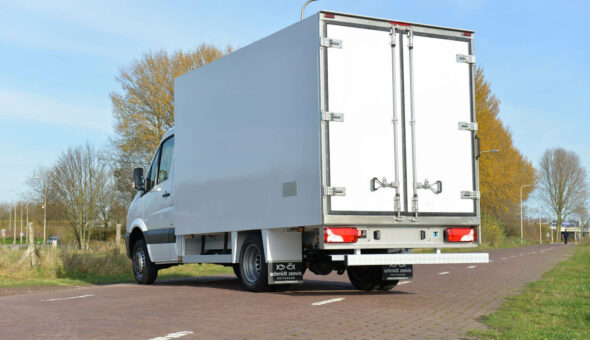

{"left": 42, "top": 294, "right": 94, "bottom": 302}
{"left": 467, "top": 265, "right": 477, "bottom": 269}
{"left": 501, "top": 257, "right": 508, "bottom": 260}
{"left": 511, "top": 255, "right": 516, "bottom": 258}
{"left": 398, "top": 281, "right": 411, "bottom": 285}
{"left": 149, "top": 331, "right": 194, "bottom": 340}
{"left": 438, "top": 271, "right": 450, "bottom": 275}
{"left": 520, "top": 254, "right": 524, "bottom": 256}
{"left": 312, "top": 298, "right": 345, "bottom": 306}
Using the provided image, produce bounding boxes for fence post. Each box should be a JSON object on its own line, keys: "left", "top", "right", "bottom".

{"left": 28, "top": 222, "right": 36, "bottom": 267}
{"left": 116, "top": 223, "right": 121, "bottom": 247}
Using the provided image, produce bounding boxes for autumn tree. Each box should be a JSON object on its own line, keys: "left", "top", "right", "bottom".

{"left": 537, "top": 148, "right": 588, "bottom": 235}
{"left": 110, "top": 44, "right": 230, "bottom": 204}
{"left": 475, "top": 68, "right": 536, "bottom": 229}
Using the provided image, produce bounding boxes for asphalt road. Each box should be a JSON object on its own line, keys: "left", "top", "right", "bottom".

{"left": 0, "top": 244, "right": 574, "bottom": 340}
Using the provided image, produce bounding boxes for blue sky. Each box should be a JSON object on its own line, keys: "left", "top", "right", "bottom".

{"left": 0, "top": 0, "right": 588, "bottom": 203}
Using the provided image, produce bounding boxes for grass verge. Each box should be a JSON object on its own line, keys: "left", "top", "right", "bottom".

{"left": 470, "top": 243, "right": 590, "bottom": 339}
{"left": 0, "top": 244, "right": 232, "bottom": 288}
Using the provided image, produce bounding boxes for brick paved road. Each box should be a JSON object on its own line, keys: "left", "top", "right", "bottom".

{"left": 0, "top": 244, "right": 574, "bottom": 339}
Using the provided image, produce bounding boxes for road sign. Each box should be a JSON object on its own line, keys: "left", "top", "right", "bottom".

{"left": 19, "top": 232, "right": 24, "bottom": 237}
{"left": 1, "top": 229, "right": 5, "bottom": 237}
{"left": 546, "top": 232, "right": 550, "bottom": 238}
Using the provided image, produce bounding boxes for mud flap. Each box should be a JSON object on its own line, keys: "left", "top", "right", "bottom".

{"left": 382, "top": 264, "right": 413, "bottom": 281}
{"left": 268, "top": 262, "right": 305, "bottom": 285}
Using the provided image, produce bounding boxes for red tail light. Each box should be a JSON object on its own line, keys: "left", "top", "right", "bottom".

{"left": 324, "top": 13, "right": 335, "bottom": 19}
{"left": 324, "top": 227, "right": 359, "bottom": 243}
{"left": 445, "top": 228, "right": 477, "bottom": 242}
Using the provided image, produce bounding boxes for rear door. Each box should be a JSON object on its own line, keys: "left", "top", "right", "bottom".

{"left": 402, "top": 33, "right": 475, "bottom": 214}
{"left": 324, "top": 23, "right": 404, "bottom": 214}
{"left": 322, "top": 17, "right": 476, "bottom": 217}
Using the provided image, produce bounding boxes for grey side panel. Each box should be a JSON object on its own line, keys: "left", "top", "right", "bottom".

{"left": 145, "top": 228, "right": 175, "bottom": 244}
{"left": 174, "top": 14, "right": 322, "bottom": 235}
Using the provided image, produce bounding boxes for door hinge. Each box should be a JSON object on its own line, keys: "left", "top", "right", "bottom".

{"left": 456, "top": 54, "right": 476, "bottom": 64}
{"left": 458, "top": 121, "right": 478, "bottom": 131}
{"left": 321, "top": 37, "right": 342, "bottom": 49}
{"left": 324, "top": 186, "right": 346, "bottom": 196}
{"left": 322, "top": 111, "right": 344, "bottom": 122}
{"left": 461, "top": 191, "right": 480, "bottom": 200}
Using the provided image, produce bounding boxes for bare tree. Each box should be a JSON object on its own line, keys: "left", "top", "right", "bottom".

{"left": 51, "top": 144, "right": 111, "bottom": 249}
{"left": 537, "top": 148, "right": 588, "bottom": 235}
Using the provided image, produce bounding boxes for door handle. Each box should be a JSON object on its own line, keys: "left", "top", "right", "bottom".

{"left": 162, "top": 192, "right": 170, "bottom": 198}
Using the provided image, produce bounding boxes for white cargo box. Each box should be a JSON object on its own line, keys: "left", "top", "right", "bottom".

{"left": 174, "top": 11, "right": 479, "bottom": 236}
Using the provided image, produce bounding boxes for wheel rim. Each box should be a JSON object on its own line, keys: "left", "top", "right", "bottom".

{"left": 134, "top": 248, "right": 146, "bottom": 279}
{"left": 242, "top": 244, "right": 262, "bottom": 284}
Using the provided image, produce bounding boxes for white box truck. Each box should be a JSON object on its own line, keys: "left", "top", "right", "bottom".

{"left": 125, "top": 11, "right": 488, "bottom": 292}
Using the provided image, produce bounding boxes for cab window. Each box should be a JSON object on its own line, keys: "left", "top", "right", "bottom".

{"left": 145, "top": 147, "right": 160, "bottom": 192}
{"left": 157, "top": 136, "right": 174, "bottom": 184}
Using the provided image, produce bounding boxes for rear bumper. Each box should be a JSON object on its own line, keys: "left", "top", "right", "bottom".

{"left": 331, "top": 253, "right": 489, "bottom": 266}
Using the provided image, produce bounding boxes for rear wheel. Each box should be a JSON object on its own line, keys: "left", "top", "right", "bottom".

{"left": 132, "top": 239, "right": 158, "bottom": 284}
{"left": 377, "top": 280, "right": 399, "bottom": 291}
{"left": 347, "top": 266, "right": 382, "bottom": 291}
{"left": 239, "top": 234, "right": 269, "bottom": 292}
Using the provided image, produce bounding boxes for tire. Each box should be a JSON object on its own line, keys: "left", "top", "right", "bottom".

{"left": 377, "top": 280, "right": 399, "bottom": 291}
{"left": 239, "top": 234, "right": 269, "bottom": 292}
{"left": 132, "top": 239, "right": 158, "bottom": 285}
{"left": 347, "top": 266, "right": 382, "bottom": 291}
{"left": 233, "top": 264, "right": 241, "bottom": 279}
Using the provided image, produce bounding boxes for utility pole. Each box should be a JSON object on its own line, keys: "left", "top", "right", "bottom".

{"left": 20, "top": 202, "right": 23, "bottom": 244}
{"left": 538, "top": 208, "right": 542, "bottom": 245}
{"left": 13, "top": 201, "right": 16, "bottom": 244}
{"left": 44, "top": 180, "right": 47, "bottom": 243}
{"left": 25, "top": 203, "right": 29, "bottom": 244}
{"left": 520, "top": 184, "right": 533, "bottom": 243}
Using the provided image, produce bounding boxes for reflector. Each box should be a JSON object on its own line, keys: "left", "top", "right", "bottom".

{"left": 445, "top": 228, "right": 476, "bottom": 242}
{"left": 324, "top": 227, "right": 359, "bottom": 243}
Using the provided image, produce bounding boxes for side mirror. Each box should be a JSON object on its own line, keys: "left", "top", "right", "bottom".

{"left": 133, "top": 168, "right": 145, "bottom": 191}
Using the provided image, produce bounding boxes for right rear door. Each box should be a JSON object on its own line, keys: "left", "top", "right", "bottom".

{"left": 322, "top": 17, "right": 477, "bottom": 218}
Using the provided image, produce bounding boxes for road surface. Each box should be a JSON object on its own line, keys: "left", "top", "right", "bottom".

{"left": 0, "top": 244, "right": 574, "bottom": 339}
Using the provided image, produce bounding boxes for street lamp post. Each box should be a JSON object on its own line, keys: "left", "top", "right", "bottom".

{"left": 520, "top": 184, "right": 533, "bottom": 243}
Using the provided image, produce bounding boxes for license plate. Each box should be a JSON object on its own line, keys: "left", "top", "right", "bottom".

{"left": 382, "top": 264, "right": 413, "bottom": 281}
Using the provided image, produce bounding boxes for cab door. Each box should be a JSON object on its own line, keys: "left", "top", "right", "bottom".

{"left": 143, "top": 135, "right": 175, "bottom": 261}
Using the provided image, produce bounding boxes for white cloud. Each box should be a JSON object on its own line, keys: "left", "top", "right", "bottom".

{"left": 0, "top": 89, "right": 112, "bottom": 132}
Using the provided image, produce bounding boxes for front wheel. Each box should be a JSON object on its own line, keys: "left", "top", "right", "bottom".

{"left": 132, "top": 239, "right": 158, "bottom": 284}
{"left": 239, "top": 234, "right": 269, "bottom": 292}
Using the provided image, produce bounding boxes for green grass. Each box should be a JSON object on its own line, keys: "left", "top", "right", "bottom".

{"left": 470, "top": 243, "right": 590, "bottom": 339}
{"left": 0, "top": 245, "right": 233, "bottom": 288}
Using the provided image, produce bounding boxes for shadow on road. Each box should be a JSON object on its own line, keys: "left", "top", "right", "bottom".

{"left": 153, "top": 275, "right": 414, "bottom": 296}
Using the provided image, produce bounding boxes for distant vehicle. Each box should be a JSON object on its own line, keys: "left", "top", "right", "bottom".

{"left": 46, "top": 236, "right": 60, "bottom": 245}
{"left": 126, "top": 11, "right": 489, "bottom": 292}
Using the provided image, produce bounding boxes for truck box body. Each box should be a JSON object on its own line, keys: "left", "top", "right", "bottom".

{"left": 174, "top": 11, "right": 479, "bottom": 242}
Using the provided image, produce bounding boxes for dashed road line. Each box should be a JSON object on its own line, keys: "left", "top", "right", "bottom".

{"left": 438, "top": 271, "right": 450, "bottom": 275}
{"left": 149, "top": 331, "right": 194, "bottom": 340}
{"left": 312, "top": 298, "right": 345, "bottom": 306}
{"left": 501, "top": 257, "right": 507, "bottom": 260}
{"left": 467, "top": 265, "right": 477, "bottom": 269}
{"left": 398, "top": 281, "right": 411, "bottom": 285}
{"left": 41, "top": 294, "right": 94, "bottom": 302}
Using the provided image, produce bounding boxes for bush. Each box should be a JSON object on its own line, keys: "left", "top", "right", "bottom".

{"left": 481, "top": 214, "right": 506, "bottom": 246}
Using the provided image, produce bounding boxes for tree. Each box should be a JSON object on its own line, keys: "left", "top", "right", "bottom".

{"left": 537, "top": 148, "right": 588, "bottom": 235}
{"left": 110, "top": 44, "right": 230, "bottom": 205}
{"left": 475, "top": 68, "right": 536, "bottom": 226}
{"left": 51, "top": 144, "right": 112, "bottom": 249}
